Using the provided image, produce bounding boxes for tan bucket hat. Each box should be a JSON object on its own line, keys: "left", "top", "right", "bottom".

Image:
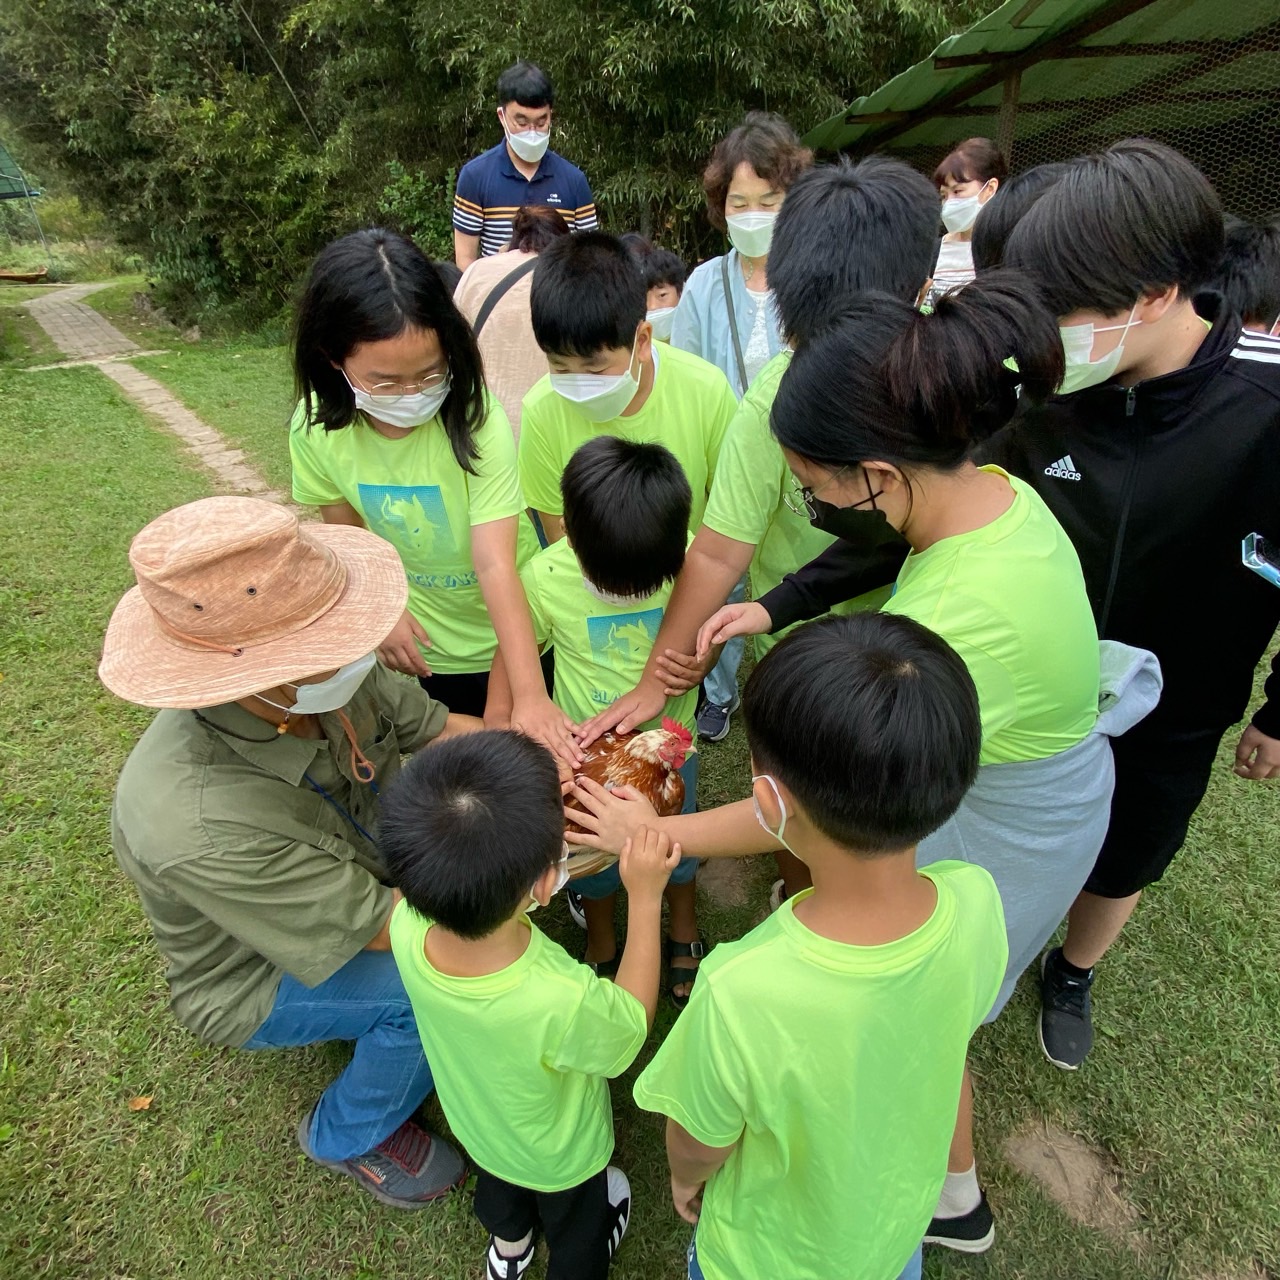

{"left": 99, "top": 496, "right": 408, "bottom": 709}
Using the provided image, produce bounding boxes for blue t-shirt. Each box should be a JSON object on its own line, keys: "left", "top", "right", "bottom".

{"left": 453, "top": 142, "right": 597, "bottom": 257}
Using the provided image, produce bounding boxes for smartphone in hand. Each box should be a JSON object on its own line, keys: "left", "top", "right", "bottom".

{"left": 1242, "top": 533, "right": 1280, "bottom": 588}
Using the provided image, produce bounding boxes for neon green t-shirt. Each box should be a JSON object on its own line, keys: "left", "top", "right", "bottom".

{"left": 702, "top": 351, "right": 892, "bottom": 657}
{"left": 883, "top": 467, "right": 1099, "bottom": 765}
{"left": 634, "top": 861, "right": 1007, "bottom": 1280}
{"left": 520, "top": 537, "right": 698, "bottom": 732}
{"left": 518, "top": 344, "right": 737, "bottom": 533}
{"left": 290, "top": 397, "right": 537, "bottom": 675}
{"left": 389, "top": 903, "right": 647, "bottom": 1191}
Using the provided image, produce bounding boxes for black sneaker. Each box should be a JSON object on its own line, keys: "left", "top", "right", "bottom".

{"left": 924, "top": 1191, "right": 995, "bottom": 1253}
{"left": 605, "top": 1166, "right": 632, "bottom": 1260}
{"left": 695, "top": 693, "right": 740, "bottom": 743}
{"left": 1039, "top": 947, "right": 1095, "bottom": 1070}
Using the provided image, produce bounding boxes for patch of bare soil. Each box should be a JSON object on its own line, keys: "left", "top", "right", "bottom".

{"left": 1004, "top": 1121, "right": 1143, "bottom": 1241}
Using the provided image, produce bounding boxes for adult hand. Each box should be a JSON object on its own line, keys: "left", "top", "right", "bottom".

{"left": 618, "top": 826, "right": 681, "bottom": 901}
{"left": 564, "top": 777, "right": 659, "bottom": 855}
{"left": 654, "top": 646, "right": 717, "bottom": 697}
{"left": 671, "top": 1175, "right": 704, "bottom": 1225}
{"left": 1233, "top": 724, "right": 1280, "bottom": 780}
{"left": 696, "top": 601, "right": 772, "bottom": 661}
{"left": 511, "top": 694, "right": 583, "bottom": 769}
{"left": 574, "top": 675, "right": 668, "bottom": 748}
{"left": 377, "top": 610, "right": 432, "bottom": 678}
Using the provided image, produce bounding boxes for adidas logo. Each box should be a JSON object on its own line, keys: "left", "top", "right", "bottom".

{"left": 1044, "top": 454, "right": 1082, "bottom": 481}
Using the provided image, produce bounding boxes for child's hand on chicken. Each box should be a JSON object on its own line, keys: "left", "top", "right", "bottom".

{"left": 565, "top": 777, "right": 660, "bottom": 857}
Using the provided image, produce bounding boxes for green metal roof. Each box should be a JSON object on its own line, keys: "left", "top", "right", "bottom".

{"left": 0, "top": 138, "right": 38, "bottom": 201}
{"left": 806, "top": 0, "right": 1280, "bottom": 192}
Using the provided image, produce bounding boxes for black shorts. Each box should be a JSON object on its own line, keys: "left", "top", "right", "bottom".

{"left": 1084, "top": 723, "right": 1226, "bottom": 898}
{"left": 418, "top": 649, "right": 556, "bottom": 719}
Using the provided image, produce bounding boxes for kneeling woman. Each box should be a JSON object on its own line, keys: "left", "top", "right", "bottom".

{"left": 290, "top": 228, "right": 578, "bottom": 765}
{"left": 570, "top": 274, "right": 1159, "bottom": 1254}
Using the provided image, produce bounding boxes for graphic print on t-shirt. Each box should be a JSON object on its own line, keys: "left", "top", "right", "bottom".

{"left": 359, "top": 483, "right": 459, "bottom": 558}
{"left": 585, "top": 608, "right": 663, "bottom": 676}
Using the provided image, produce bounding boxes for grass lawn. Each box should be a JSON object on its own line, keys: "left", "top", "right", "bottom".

{"left": 82, "top": 276, "right": 185, "bottom": 351}
{"left": 0, "top": 288, "right": 61, "bottom": 368}
{"left": 3, "top": 357, "right": 1279, "bottom": 1279}
{"left": 131, "top": 344, "right": 295, "bottom": 494}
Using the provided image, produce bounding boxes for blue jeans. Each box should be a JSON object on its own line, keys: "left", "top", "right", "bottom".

{"left": 688, "top": 1236, "right": 921, "bottom": 1280}
{"left": 702, "top": 576, "right": 747, "bottom": 709}
{"left": 243, "top": 949, "right": 433, "bottom": 1162}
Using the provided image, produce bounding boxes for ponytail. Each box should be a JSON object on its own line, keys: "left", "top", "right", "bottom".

{"left": 772, "top": 271, "right": 1063, "bottom": 473}
{"left": 881, "top": 270, "right": 1065, "bottom": 448}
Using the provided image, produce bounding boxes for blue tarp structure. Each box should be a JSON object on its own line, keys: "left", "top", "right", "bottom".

{"left": 806, "top": 0, "right": 1280, "bottom": 218}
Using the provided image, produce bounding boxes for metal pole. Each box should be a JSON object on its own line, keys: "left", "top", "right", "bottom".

{"left": 997, "top": 72, "right": 1022, "bottom": 168}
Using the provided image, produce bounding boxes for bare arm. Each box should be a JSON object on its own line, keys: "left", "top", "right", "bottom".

{"left": 434, "top": 713, "right": 486, "bottom": 740}
{"left": 484, "top": 648, "right": 515, "bottom": 727}
{"left": 454, "top": 230, "right": 480, "bottom": 272}
{"left": 613, "top": 828, "right": 681, "bottom": 1029}
{"left": 472, "top": 516, "right": 581, "bottom": 766}
{"left": 363, "top": 889, "right": 404, "bottom": 952}
{"left": 535, "top": 510, "right": 565, "bottom": 545}
{"left": 666, "top": 1118, "right": 736, "bottom": 1225}
{"left": 318, "top": 500, "right": 365, "bottom": 528}
{"left": 565, "top": 780, "right": 780, "bottom": 859}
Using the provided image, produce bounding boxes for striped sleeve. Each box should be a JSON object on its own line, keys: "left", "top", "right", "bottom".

{"left": 1230, "top": 329, "right": 1280, "bottom": 364}
{"left": 453, "top": 164, "right": 485, "bottom": 235}
{"left": 568, "top": 168, "right": 597, "bottom": 233}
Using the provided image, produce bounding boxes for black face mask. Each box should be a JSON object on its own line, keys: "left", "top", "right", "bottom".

{"left": 809, "top": 495, "right": 897, "bottom": 546}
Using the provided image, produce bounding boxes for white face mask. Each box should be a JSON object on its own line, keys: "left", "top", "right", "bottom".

{"left": 646, "top": 306, "right": 677, "bottom": 341}
{"left": 258, "top": 651, "right": 378, "bottom": 716}
{"left": 343, "top": 369, "right": 451, "bottom": 430}
{"left": 751, "top": 773, "right": 802, "bottom": 862}
{"left": 582, "top": 575, "right": 652, "bottom": 607}
{"left": 1058, "top": 305, "right": 1142, "bottom": 394}
{"left": 526, "top": 846, "right": 571, "bottom": 914}
{"left": 726, "top": 210, "right": 777, "bottom": 259}
{"left": 549, "top": 333, "right": 641, "bottom": 423}
{"left": 500, "top": 110, "right": 550, "bottom": 164}
{"left": 941, "top": 193, "right": 983, "bottom": 234}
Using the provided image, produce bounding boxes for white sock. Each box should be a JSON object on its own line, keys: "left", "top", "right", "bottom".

{"left": 935, "top": 1162, "right": 981, "bottom": 1219}
{"left": 493, "top": 1231, "right": 533, "bottom": 1258}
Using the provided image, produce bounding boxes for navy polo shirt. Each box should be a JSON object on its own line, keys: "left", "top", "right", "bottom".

{"left": 453, "top": 141, "right": 597, "bottom": 257}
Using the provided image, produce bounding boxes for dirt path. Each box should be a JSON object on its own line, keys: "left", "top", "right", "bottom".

{"left": 24, "top": 284, "right": 280, "bottom": 500}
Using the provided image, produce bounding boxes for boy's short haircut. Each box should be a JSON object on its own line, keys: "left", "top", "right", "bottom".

{"left": 379, "top": 731, "right": 564, "bottom": 939}
{"left": 769, "top": 156, "right": 940, "bottom": 344}
{"left": 644, "top": 248, "right": 687, "bottom": 294}
{"left": 971, "top": 162, "right": 1072, "bottom": 273}
{"left": 497, "top": 61, "right": 553, "bottom": 109}
{"left": 531, "top": 232, "right": 647, "bottom": 357}
{"left": 1203, "top": 216, "right": 1280, "bottom": 328}
{"left": 1003, "top": 138, "right": 1224, "bottom": 316}
{"left": 561, "top": 436, "right": 691, "bottom": 598}
{"left": 744, "top": 613, "right": 981, "bottom": 853}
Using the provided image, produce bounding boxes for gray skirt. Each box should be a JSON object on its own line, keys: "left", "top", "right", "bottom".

{"left": 918, "top": 641, "right": 1162, "bottom": 1021}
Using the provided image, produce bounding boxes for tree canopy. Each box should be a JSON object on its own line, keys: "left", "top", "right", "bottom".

{"left": 0, "top": 1, "right": 983, "bottom": 324}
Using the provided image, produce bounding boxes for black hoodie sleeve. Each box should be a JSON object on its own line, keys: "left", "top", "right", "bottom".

{"left": 1250, "top": 650, "right": 1280, "bottom": 739}
{"left": 757, "top": 537, "right": 908, "bottom": 633}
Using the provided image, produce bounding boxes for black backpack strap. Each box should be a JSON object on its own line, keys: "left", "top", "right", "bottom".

{"left": 721, "top": 252, "right": 748, "bottom": 392}
{"left": 472, "top": 257, "right": 539, "bottom": 336}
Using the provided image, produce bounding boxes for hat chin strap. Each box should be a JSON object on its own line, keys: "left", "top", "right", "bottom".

{"left": 156, "top": 615, "right": 245, "bottom": 657}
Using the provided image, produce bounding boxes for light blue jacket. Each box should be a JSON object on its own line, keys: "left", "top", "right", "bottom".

{"left": 671, "top": 250, "right": 785, "bottom": 399}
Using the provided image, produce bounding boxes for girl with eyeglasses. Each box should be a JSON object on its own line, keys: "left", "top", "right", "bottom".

{"left": 290, "top": 228, "right": 580, "bottom": 766}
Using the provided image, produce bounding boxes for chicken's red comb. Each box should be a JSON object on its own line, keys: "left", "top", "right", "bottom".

{"left": 662, "top": 717, "right": 694, "bottom": 748}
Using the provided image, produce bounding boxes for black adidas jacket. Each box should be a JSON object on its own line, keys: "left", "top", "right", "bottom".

{"left": 759, "top": 312, "right": 1280, "bottom": 740}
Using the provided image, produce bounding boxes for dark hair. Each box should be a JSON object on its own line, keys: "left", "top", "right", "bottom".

{"left": 933, "top": 137, "right": 1008, "bottom": 190}
{"left": 497, "top": 61, "right": 553, "bottom": 109}
{"left": 644, "top": 248, "right": 687, "bottom": 294}
{"left": 561, "top": 437, "right": 691, "bottom": 597}
{"left": 771, "top": 271, "right": 1064, "bottom": 473}
{"left": 619, "top": 232, "right": 655, "bottom": 262}
{"left": 293, "top": 228, "right": 486, "bottom": 471}
{"left": 744, "top": 613, "right": 980, "bottom": 853}
{"left": 531, "top": 232, "right": 647, "bottom": 357}
{"left": 433, "top": 259, "right": 463, "bottom": 294}
{"left": 702, "top": 112, "right": 813, "bottom": 232}
{"left": 1202, "top": 216, "right": 1280, "bottom": 328}
{"left": 971, "top": 162, "right": 1072, "bottom": 273}
{"left": 1003, "top": 138, "right": 1224, "bottom": 315}
{"left": 379, "top": 730, "right": 564, "bottom": 939}
{"left": 770, "top": 157, "right": 940, "bottom": 343}
{"left": 509, "top": 205, "right": 571, "bottom": 254}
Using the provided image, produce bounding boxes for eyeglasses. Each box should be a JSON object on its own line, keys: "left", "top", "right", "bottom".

{"left": 783, "top": 465, "right": 851, "bottom": 519}
{"left": 342, "top": 368, "right": 449, "bottom": 404}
